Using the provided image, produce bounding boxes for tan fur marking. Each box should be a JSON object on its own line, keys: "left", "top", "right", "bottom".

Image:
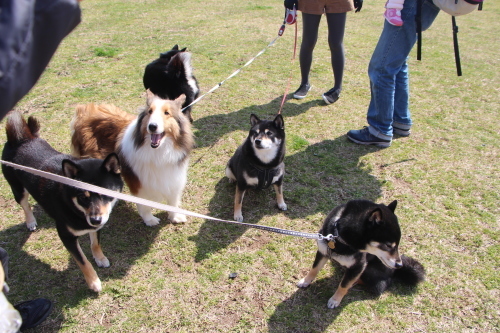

{"left": 71, "top": 103, "right": 134, "bottom": 158}
{"left": 72, "top": 242, "right": 101, "bottom": 292}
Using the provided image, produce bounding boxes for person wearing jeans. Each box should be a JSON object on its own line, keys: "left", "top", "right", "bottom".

{"left": 347, "top": 0, "right": 440, "bottom": 147}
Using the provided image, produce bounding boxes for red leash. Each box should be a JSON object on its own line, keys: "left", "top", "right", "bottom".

{"left": 277, "top": 12, "right": 298, "bottom": 115}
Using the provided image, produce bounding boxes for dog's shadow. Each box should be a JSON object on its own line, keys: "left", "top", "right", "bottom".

{"left": 189, "top": 135, "right": 384, "bottom": 262}
{"left": 267, "top": 270, "right": 420, "bottom": 333}
{"left": 0, "top": 200, "right": 160, "bottom": 329}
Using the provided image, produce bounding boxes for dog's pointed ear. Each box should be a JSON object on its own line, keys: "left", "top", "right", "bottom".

{"left": 146, "top": 89, "right": 155, "bottom": 105}
{"left": 175, "top": 94, "right": 186, "bottom": 107}
{"left": 387, "top": 200, "right": 397, "bottom": 212}
{"left": 180, "top": 47, "right": 187, "bottom": 52}
{"left": 172, "top": 44, "right": 179, "bottom": 50}
{"left": 274, "top": 114, "right": 284, "bottom": 130}
{"left": 368, "top": 208, "right": 383, "bottom": 224}
{"left": 250, "top": 114, "right": 260, "bottom": 126}
{"left": 62, "top": 159, "right": 81, "bottom": 179}
{"left": 103, "top": 153, "right": 121, "bottom": 175}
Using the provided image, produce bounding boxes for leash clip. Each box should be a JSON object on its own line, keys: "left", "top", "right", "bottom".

{"left": 318, "top": 233, "right": 335, "bottom": 241}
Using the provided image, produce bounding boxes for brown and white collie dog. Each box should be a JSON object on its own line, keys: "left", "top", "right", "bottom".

{"left": 70, "top": 90, "right": 194, "bottom": 226}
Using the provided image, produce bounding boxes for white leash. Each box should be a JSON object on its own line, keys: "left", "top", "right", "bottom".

{"left": 0, "top": 159, "right": 334, "bottom": 241}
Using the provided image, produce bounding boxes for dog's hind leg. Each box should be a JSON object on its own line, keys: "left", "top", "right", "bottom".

{"left": 233, "top": 186, "right": 246, "bottom": 222}
{"left": 59, "top": 231, "right": 102, "bottom": 292}
{"left": 89, "top": 230, "right": 109, "bottom": 268}
{"left": 18, "top": 189, "right": 37, "bottom": 231}
{"left": 273, "top": 183, "right": 287, "bottom": 211}
{"left": 328, "top": 261, "right": 367, "bottom": 309}
{"left": 297, "top": 251, "right": 328, "bottom": 288}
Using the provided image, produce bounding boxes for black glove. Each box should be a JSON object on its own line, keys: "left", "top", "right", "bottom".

{"left": 354, "top": 0, "right": 363, "bottom": 12}
{"left": 284, "top": 0, "right": 297, "bottom": 10}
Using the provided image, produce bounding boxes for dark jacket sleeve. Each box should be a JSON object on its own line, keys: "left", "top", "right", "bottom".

{"left": 0, "top": 0, "right": 81, "bottom": 120}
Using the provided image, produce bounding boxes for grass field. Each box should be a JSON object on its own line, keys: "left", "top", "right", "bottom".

{"left": 0, "top": 0, "right": 499, "bottom": 332}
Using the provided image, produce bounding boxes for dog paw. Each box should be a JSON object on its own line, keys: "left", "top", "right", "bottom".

{"left": 297, "top": 278, "right": 311, "bottom": 288}
{"left": 170, "top": 213, "right": 187, "bottom": 224}
{"left": 234, "top": 214, "right": 243, "bottom": 222}
{"left": 143, "top": 216, "right": 160, "bottom": 226}
{"left": 278, "top": 202, "right": 287, "bottom": 211}
{"left": 327, "top": 296, "right": 341, "bottom": 309}
{"left": 95, "top": 256, "right": 110, "bottom": 268}
{"left": 26, "top": 220, "right": 37, "bottom": 231}
{"left": 88, "top": 279, "right": 102, "bottom": 293}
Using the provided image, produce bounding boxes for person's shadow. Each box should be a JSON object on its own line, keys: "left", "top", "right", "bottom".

{"left": 192, "top": 95, "right": 322, "bottom": 150}
{"left": 0, "top": 200, "right": 161, "bottom": 329}
{"left": 188, "top": 94, "right": 384, "bottom": 262}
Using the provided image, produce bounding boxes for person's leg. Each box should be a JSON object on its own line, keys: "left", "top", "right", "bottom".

{"left": 322, "top": 12, "right": 347, "bottom": 104}
{"left": 293, "top": 12, "right": 322, "bottom": 99}
{"left": 325, "top": 12, "right": 346, "bottom": 92}
{"left": 348, "top": 0, "right": 439, "bottom": 146}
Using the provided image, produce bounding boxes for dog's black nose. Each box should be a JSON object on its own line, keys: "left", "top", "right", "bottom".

{"left": 148, "top": 123, "right": 158, "bottom": 132}
{"left": 395, "top": 261, "right": 403, "bottom": 269}
{"left": 90, "top": 217, "right": 102, "bottom": 225}
{"left": 255, "top": 139, "right": 261, "bottom": 145}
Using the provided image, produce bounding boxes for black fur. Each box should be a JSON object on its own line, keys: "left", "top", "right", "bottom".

{"left": 298, "top": 199, "right": 425, "bottom": 308}
{"left": 2, "top": 112, "right": 123, "bottom": 291}
{"left": 143, "top": 44, "right": 199, "bottom": 123}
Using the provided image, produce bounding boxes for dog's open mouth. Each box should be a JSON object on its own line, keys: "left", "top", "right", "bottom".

{"left": 150, "top": 133, "right": 165, "bottom": 148}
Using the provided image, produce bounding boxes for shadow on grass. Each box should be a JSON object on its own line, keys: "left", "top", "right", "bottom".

{"left": 190, "top": 94, "right": 385, "bottom": 261}
{"left": 192, "top": 94, "right": 323, "bottom": 149}
{"left": 268, "top": 266, "right": 421, "bottom": 333}
{"left": 0, "top": 200, "right": 161, "bottom": 330}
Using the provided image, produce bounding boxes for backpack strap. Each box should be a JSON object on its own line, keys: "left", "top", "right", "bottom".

{"left": 416, "top": 0, "right": 423, "bottom": 61}
{"left": 452, "top": 16, "right": 462, "bottom": 76}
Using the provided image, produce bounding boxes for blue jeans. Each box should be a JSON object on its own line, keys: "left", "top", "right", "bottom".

{"left": 367, "top": 0, "right": 440, "bottom": 139}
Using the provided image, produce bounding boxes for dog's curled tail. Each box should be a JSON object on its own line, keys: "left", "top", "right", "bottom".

{"left": 395, "top": 255, "right": 426, "bottom": 286}
{"left": 5, "top": 111, "right": 40, "bottom": 145}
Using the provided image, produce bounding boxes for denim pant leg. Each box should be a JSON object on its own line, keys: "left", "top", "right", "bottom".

{"left": 367, "top": 0, "right": 440, "bottom": 138}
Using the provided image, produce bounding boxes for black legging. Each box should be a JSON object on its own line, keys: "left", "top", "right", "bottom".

{"left": 299, "top": 12, "right": 347, "bottom": 91}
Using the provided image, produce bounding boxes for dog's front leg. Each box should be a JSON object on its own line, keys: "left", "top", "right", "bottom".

{"left": 18, "top": 189, "right": 37, "bottom": 231}
{"left": 59, "top": 232, "right": 102, "bottom": 292}
{"left": 273, "top": 183, "right": 287, "bottom": 211}
{"left": 233, "top": 186, "right": 246, "bottom": 222}
{"left": 89, "top": 230, "right": 109, "bottom": 268}
{"left": 328, "top": 260, "right": 367, "bottom": 309}
{"left": 297, "top": 251, "right": 328, "bottom": 288}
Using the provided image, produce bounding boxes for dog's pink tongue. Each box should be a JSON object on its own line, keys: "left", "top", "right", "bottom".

{"left": 151, "top": 134, "right": 161, "bottom": 147}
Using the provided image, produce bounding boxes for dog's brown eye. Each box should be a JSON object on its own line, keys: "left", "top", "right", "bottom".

{"left": 148, "top": 109, "right": 153, "bottom": 114}
{"left": 164, "top": 111, "right": 169, "bottom": 115}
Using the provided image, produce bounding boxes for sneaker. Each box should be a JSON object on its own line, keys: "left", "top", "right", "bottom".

{"left": 293, "top": 83, "right": 311, "bottom": 99}
{"left": 384, "top": 8, "right": 403, "bottom": 26}
{"left": 347, "top": 127, "right": 391, "bottom": 148}
{"left": 393, "top": 126, "right": 411, "bottom": 137}
{"left": 322, "top": 87, "right": 341, "bottom": 105}
{"left": 14, "top": 298, "right": 53, "bottom": 330}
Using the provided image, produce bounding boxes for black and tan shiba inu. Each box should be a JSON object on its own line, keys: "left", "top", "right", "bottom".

{"left": 225, "top": 114, "right": 287, "bottom": 222}
{"left": 297, "top": 199, "right": 425, "bottom": 308}
{"left": 2, "top": 112, "right": 123, "bottom": 292}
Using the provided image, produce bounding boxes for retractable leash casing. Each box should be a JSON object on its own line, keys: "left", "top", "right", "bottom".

{"left": 279, "top": 5, "right": 297, "bottom": 36}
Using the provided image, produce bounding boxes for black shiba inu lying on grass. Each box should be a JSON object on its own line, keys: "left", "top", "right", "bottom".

{"left": 298, "top": 199, "right": 425, "bottom": 308}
